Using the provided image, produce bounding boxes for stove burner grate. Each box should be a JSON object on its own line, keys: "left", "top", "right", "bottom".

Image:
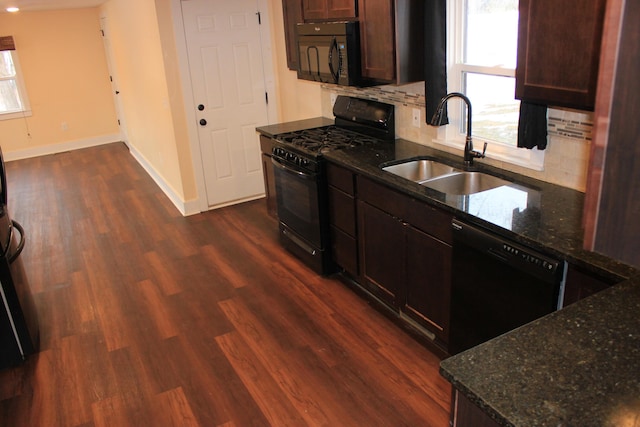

{"left": 275, "top": 126, "right": 380, "bottom": 154}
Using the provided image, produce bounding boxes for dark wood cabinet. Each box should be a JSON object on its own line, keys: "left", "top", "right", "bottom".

{"left": 327, "top": 162, "right": 358, "bottom": 277}
{"left": 583, "top": 0, "right": 640, "bottom": 269}
{"left": 358, "top": 201, "right": 405, "bottom": 306}
{"left": 259, "top": 136, "right": 277, "bottom": 218}
{"left": 282, "top": 0, "right": 304, "bottom": 70}
{"left": 357, "top": 0, "right": 424, "bottom": 84}
{"left": 450, "top": 390, "right": 501, "bottom": 427}
{"left": 563, "top": 265, "right": 619, "bottom": 307}
{"left": 515, "top": 0, "right": 606, "bottom": 110}
{"left": 356, "top": 175, "right": 453, "bottom": 346}
{"left": 302, "top": 0, "right": 356, "bottom": 21}
{"left": 405, "top": 225, "right": 451, "bottom": 343}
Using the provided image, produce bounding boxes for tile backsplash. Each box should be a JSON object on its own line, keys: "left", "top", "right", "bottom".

{"left": 321, "top": 83, "right": 592, "bottom": 192}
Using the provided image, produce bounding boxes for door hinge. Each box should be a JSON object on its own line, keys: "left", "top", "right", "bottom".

{"left": 256, "top": 11, "right": 261, "bottom": 24}
{"left": 265, "top": 92, "right": 269, "bottom": 104}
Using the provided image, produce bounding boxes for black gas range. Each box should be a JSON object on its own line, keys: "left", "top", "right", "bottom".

{"left": 270, "top": 96, "right": 395, "bottom": 274}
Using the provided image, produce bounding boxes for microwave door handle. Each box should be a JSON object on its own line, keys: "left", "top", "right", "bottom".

{"left": 306, "top": 46, "right": 320, "bottom": 80}
{"left": 328, "top": 37, "right": 339, "bottom": 83}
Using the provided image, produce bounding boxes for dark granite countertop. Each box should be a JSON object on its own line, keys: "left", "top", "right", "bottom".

{"left": 440, "top": 275, "right": 640, "bottom": 427}
{"left": 322, "top": 136, "right": 635, "bottom": 281}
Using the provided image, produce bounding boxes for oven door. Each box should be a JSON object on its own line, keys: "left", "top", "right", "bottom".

{"left": 271, "top": 157, "right": 330, "bottom": 273}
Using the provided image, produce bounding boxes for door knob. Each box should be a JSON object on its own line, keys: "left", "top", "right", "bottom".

{"left": 197, "top": 104, "right": 205, "bottom": 111}
{"left": 199, "top": 119, "right": 207, "bottom": 126}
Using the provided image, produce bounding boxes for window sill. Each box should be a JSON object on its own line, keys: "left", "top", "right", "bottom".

{"left": 431, "top": 136, "right": 545, "bottom": 171}
{"left": 0, "top": 109, "right": 32, "bottom": 121}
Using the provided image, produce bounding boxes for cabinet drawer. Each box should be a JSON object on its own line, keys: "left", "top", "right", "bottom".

{"left": 405, "top": 198, "right": 453, "bottom": 245}
{"left": 356, "top": 175, "right": 409, "bottom": 220}
{"left": 328, "top": 186, "right": 356, "bottom": 236}
{"left": 327, "top": 162, "right": 355, "bottom": 195}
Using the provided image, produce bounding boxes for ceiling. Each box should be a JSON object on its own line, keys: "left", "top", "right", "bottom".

{"left": 0, "top": 0, "right": 106, "bottom": 13}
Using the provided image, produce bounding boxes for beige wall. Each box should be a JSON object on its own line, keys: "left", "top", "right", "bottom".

{"left": 99, "top": 0, "right": 194, "bottom": 203}
{"left": 268, "top": 0, "right": 322, "bottom": 122}
{"left": 0, "top": 9, "right": 119, "bottom": 155}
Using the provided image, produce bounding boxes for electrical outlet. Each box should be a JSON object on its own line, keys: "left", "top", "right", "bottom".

{"left": 330, "top": 93, "right": 337, "bottom": 107}
{"left": 61, "top": 122, "right": 68, "bottom": 131}
{"left": 412, "top": 108, "right": 421, "bottom": 128}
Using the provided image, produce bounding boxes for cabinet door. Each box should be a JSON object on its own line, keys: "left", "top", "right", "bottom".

{"left": 405, "top": 226, "right": 451, "bottom": 343}
{"left": 302, "top": 0, "right": 327, "bottom": 21}
{"left": 328, "top": 186, "right": 358, "bottom": 276}
{"left": 563, "top": 265, "right": 618, "bottom": 307}
{"left": 516, "top": 0, "right": 606, "bottom": 110}
{"left": 357, "top": 0, "right": 395, "bottom": 82}
{"left": 327, "top": 0, "right": 356, "bottom": 19}
{"left": 358, "top": 201, "right": 405, "bottom": 307}
{"left": 282, "top": 0, "right": 304, "bottom": 70}
{"left": 302, "top": 0, "right": 356, "bottom": 21}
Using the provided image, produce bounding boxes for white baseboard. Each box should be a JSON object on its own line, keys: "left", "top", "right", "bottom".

{"left": 3, "top": 134, "right": 121, "bottom": 161}
{"left": 126, "top": 144, "right": 200, "bottom": 216}
{"left": 4, "top": 136, "right": 201, "bottom": 217}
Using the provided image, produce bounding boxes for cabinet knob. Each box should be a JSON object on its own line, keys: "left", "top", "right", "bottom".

{"left": 199, "top": 119, "right": 207, "bottom": 126}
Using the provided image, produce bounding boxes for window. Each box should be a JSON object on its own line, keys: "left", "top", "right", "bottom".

{"left": 435, "top": 0, "right": 544, "bottom": 170}
{"left": 0, "top": 50, "right": 31, "bottom": 120}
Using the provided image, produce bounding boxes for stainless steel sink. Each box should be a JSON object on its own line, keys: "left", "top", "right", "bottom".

{"left": 382, "top": 159, "right": 459, "bottom": 183}
{"left": 421, "top": 171, "right": 510, "bottom": 195}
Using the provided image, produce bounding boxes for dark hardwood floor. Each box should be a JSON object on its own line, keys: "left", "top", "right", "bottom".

{"left": 0, "top": 142, "right": 450, "bottom": 426}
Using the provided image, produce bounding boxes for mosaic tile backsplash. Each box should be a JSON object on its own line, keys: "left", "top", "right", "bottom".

{"left": 322, "top": 83, "right": 593, "bottom": 191}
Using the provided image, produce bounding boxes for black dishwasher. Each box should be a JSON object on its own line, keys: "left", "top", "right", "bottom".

{"left": 449, "top": 219, "right": 565, "bottom": 355}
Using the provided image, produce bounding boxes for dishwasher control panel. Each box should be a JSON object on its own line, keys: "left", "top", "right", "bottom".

{"left": 452, "top": 219, "right": 563, "bottom": 284}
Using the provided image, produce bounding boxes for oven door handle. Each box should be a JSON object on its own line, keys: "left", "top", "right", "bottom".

{"left": 271, "top": 157, "right": 317, "bottom": 181}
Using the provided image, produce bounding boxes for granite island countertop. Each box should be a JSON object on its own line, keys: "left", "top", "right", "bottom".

{"left": 440, "top": 275, "right": 640, "bottom": 427}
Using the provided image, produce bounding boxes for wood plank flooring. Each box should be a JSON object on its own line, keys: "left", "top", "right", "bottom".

{"left": 0, "top": 142, "right": 451, "bottom": 427}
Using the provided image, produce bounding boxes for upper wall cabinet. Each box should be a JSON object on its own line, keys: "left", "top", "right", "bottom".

{"left": 515, "top": 0, "right": 606, "bottom": 111}
{"left": 302, "top": 0, "right": 357, "bottom": 21}
{"left": 357, "top": 0, "right": 425, "bottom": 84}
{"left": 282, "top": 0, "right": 304, "bottom": 70}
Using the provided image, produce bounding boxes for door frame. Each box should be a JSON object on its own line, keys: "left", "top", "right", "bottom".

{"left": 99, "top": 15, "right": 129, "bottom": 147}
{"left": 171, "top": 0, "right": 279, "bottom": 212}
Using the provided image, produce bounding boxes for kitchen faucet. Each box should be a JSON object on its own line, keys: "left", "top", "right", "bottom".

{"left": 430, "top": 92, "right": 487, "bottom": 166}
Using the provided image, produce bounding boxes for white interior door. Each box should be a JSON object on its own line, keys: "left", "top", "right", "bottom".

{"left": 182, "top": 0, "right": 269, "bottom": 208}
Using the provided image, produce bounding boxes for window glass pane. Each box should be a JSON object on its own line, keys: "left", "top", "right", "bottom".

{"left": 465, "top": 0, "right": 519, "bottom": 68}
{"left": 0, "top": 80, "right": 22, "bottom": 112}
{"left": 465, "top": 72, "right": 519, "bottom": 145}
{"left": 0, "top": 51, "right": 16, "bottom": 78}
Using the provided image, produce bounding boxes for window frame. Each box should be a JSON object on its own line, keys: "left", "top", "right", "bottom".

{"left": 0, "top": 50, "right": 32, "bottom": 121}
{"left": 432, "top": 0, "right": 544, "bottom": 171}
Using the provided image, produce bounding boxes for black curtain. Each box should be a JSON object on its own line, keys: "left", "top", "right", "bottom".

{"left": 425, "top": 0, "right": 448, "bottom": 126}
{"left": 517, "top": 102, "right": 548, "bottom": 150}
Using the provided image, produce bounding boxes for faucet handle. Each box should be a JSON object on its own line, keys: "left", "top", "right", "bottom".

{"left": 472, "top": 142, "right": 487, "bottom": 159}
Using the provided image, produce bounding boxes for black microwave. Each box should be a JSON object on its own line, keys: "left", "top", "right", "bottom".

{"left": 296, "top": 21, "right": 361, "bottom": 86}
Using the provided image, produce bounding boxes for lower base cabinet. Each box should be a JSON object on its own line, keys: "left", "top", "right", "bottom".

{"left": 356, "top": 175, "right": 453, "bottom": 351}
{"left": 358, "top": 201, "right": 405, "bottom": 306}
{"left": 451, "top": 390, "right": 501, "bottom": 427}
{"left": 405, "top": 226, "right": 451, "bottom": 344}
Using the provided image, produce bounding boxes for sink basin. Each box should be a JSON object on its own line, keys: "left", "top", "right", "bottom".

{"left": 382, "top": 159, "right": 458, "bottom": 182}
{"left": 421, "top": 171, "right": 510, "bottom": 195}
